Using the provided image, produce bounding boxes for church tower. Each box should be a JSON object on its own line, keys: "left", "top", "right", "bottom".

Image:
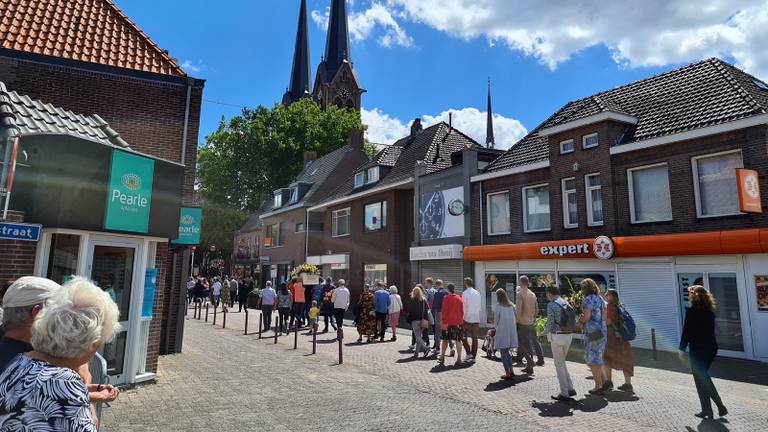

{"left": 282, "top": 0, "right": 311, "bottom": 106}
{"left": 311, "top": 0, "right": 365, "bottom": 112}
{"left": 486, "top": 79, "right": 495, "bottom": 149}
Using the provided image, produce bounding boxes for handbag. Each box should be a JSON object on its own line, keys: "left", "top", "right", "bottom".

{"left": 427, "top": 309, "right": 435, "bottom": 326}
{"left": 419, "top": 301, "right": 429, "bottom": 329}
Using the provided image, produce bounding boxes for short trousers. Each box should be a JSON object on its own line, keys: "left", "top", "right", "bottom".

{"left": 441, "top": 325, "right": 463, "bottom": 341}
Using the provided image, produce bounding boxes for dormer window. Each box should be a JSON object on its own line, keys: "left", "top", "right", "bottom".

{"left": 289, "top": 186, "right": 299, "bottom": 204}
{"left": 354, "top": 172, "right": 365, "bottom": 188}
{"left": 582, "top": 133, "right": 599, "bottom": 149}
{"left": 366, "top": 167, "right": 380, "bottom": 184}
{"left": 273, "top": 192, "right": 282, "bottom": 209}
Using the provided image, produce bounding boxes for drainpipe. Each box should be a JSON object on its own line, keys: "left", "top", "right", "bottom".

{"left": 479, "top": 182, "right": 484, "bottom": 246}
{"left": 304, "top": 209, "right": 310, "bottom": 262}
{"left": 180, "top": 78, "right": 193, "bottom": 166}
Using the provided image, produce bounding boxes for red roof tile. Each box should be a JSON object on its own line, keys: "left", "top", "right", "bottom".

{"left": 1, "top": 0, "right": 187, "bottom": 76}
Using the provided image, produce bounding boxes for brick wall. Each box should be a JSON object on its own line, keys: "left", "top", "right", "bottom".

{"left": 261, "top": 207, "right": 308, "bottom": 266}
{"left": 0, "top": 211, "right": 36, "bottom": 290}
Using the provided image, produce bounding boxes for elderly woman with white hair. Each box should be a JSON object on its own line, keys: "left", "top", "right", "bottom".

{"left": 387, "top": 285, "right": 402, "bottom": 341}
{"left": 0, "top": 277, "right": 120, "bottom": 431}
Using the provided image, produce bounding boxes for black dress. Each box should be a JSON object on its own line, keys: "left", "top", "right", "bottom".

{"left": 679, "top": 307, "right": 725, "bottom": 417}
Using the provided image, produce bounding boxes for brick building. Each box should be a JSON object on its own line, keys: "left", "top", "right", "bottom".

{"left": 464, "top": 58, "right": 768, "bottom": 362}
{"left": 0, "top": 0, "right": 204, "bottom": 383}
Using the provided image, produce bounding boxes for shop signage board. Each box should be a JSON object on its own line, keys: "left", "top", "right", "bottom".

{"left": 419, "top": 186, "right": 465, "bottom": 239}
{"left": 409, "top": 244, "right": 464, "bottom": 261}
{"left": 536, "top": 237, "right": 614, "bottom": 260}
{"left": 0, "top": 222, "right": 41, "bottom": 241}
{"left": 172, "top": 207, "right": 202, "bottom": 245}
{"left": 736, "top": 169, "right": 762, "bottom": 213}
{"left": 142, "top": 268, "right": 158, "bottom": 319}
{"left": 104, "top": 151, "right": 155, "bottom": 233}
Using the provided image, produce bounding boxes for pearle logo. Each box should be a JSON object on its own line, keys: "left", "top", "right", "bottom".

{"left": 121, "top": 173, "right": 142, "bottom": 190}
{"left": 180, "top": 215, "right": 195, "bottom": 225}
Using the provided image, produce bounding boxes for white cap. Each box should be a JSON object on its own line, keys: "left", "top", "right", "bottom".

{"left": 2, "top": 276, "right": 62, "bottom": 308}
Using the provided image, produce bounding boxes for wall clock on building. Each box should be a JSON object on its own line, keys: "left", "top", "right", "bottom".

{"left": 448, "top": 199, "right": 466, "bottom": 216}
{"left": 338, "top": 87, "right": 350, "bottom": 100}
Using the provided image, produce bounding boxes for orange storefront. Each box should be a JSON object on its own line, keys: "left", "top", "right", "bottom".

{"left": 465, "top": 229, "right": 768, "bottom": 362}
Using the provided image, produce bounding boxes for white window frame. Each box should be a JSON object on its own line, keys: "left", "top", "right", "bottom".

{"left": 354, "top": 172, "right": 365, "bottom": 188}
{"left": 561, "top": 177, "right": 578, "bottom": 229}
{"left": 627, "top": 162, "right": 673, "bottom": 224}
{"left": 486, "top": 191, "right": 511, "bottom": 236}
{"left": 364, "top": 201, "right": 387, "bottom": 232}
{"left": 332, "top": 207, "right": 351, "bottom": 237}
{"left": 585, "top": 173, "right": 604, "bottom": 227}
{"left": 582, "top": 132, "right": 599, "bottom": 149}
{"left": 273, "top": 193, "right": 282, "bottom": 209}
{"left": 691, "top": 149, "right": 744, "bottom": 219}
{"left": 289, "top": 186, "right": 299, "bottom": 204}
{"left": 366, "top": 166, "right": 380, "bottom": 184}
{"left": 560, "top": 139, "right": 575, "bottom": 154}
{"left": 295, "top": 222, "right": 305, "bottom": 233}
{"left": 522, "top": 183, "right": 551, "bottom": 233}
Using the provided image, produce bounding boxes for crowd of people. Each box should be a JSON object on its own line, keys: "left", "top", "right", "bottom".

{"left": 187, "top": 274, "right": 254, "bottom": 313}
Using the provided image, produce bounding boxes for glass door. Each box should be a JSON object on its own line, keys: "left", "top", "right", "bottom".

{"left": 88, "top": 242, "right": 137, "bottom": 383}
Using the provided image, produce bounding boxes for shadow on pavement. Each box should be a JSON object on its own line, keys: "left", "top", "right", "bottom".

{"left": 484, "top": 376, "right": 533, "bottom": 391}
{"left": 531, "top": 394, "right": 611, "bottom": 417}
{"left": 685, "top": 418, "right": 731, "bottom": 432}
{"left": 604, "top": 391, "right": 640, "bottom": 403}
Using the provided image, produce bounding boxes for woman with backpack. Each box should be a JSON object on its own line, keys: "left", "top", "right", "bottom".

{"left": 603, "top": 289, "right": 635, "bottom": 392}
{"left": 579, "top": 278, "right": 607, "bottom": 395}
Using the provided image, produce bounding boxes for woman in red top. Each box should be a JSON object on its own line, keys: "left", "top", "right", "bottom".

{"left": 439, "top": 283, "right": 464, "bottom": 366}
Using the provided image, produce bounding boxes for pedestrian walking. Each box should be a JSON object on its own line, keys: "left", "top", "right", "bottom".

{"left": 515, "top": 276, "right": 542, "bottom": 374}
{"left": 321, "top": 278, "right": 337, "bottom": 333}
{"left": 387, "top": 286, "right": 402, "bottom": 341}
{"left": 212, "top": 277, "right": 222, "bottom": 308}
{"left": 277, "top": 283, "right": 292, "bottom": 334}
{"left": 374, "top": 281, "right": 391, "bottom": 342}
{"left": 260, "top": 281, "right": 277, "bottom": 331}
{"left": 228, "top": 277, "right": 238, "bottom": 309}
{"left": 545, "top": 286, "right": 577, "bottom": 401}
{"left": 493, "top": 288, "right": 519, "bottom": 381}
{"left": 220, "top": 278, "right": 231, "bottom": 313}
{"left": 406, "top": 285, "right": 430, "bottom": 357}
{"left": 461, "top": 278, "right": 481, "bottom": 363}
{"left": 580, "top": 278, "right": 608, "bottom": 395}
{"left": 289, "top": 277, "right": 306, "bottom": 328}
{"left": 331, "top": 279, "right": 350, "bottom": 332}
{"left": 433, "top": 279, "right": 454, "bottom": 356}
{"left": 238, "top": 277, "right": 251, "bottom": 312}
{"left": 424, "top": 278, "right": 437, "bottom": 351}
{"left": 193, "top": 277, "right": 206, "bottom": 305}
{"left": 355, "top": 285, "right": 377, "bottom": 343}
{"left": 186, "top": 277, "right": 195, "bottom": 305}
{"left": 679, "top": 285, "right": 728, "bottom": 420}
{"left": 308, "top": 300, "right": 320, "bottom": 332}
{"left": 438, "top": 283, "right": 464, "bottom": 366}
{"left": 603, "top": 289, "right": 635, "bottom": 392}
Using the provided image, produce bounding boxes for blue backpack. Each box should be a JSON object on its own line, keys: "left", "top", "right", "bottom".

{"left": 616, "top": 306, "right": 637, "bottom": 342}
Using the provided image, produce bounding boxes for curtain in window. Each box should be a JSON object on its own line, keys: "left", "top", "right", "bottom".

{"left": 488, "top": 193, "right": 510, "bottom": 234}
{"left": 632, "top": 166, "right": 672, "bottom": 222}
{"left": 525, "top": 186, "right": 550, "bottom": 231}
{"left": 697, "top": 153, "right": 741, "bottom": 216}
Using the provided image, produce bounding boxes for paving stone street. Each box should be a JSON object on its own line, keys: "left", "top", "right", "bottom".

{"left": 102, "top": 307, "right": 768, "bottom": 432}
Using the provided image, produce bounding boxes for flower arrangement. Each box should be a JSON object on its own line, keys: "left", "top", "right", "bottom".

{"left": 290, "top": 263, "right": 318, "bottom": 278}
{"left": 563, "top": 290, "right": 584, "bottom": 315}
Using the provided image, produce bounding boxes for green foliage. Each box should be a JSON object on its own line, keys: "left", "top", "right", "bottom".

{"left": 363, "top": 140, "right": 379, "bottom": 159}
{"left": 197, "top": 99, "right": 362, "bottom": 211}
{"left": 535, "top": 316, "right": 548, "bottom": 336}
{"left": 199, "top": 201, "right": 248, "bottom": 267}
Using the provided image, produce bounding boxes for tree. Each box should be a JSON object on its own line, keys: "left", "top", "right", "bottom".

{"left": 198, "top": 99, "right": 362, "bottom": 211}
{"left": 196, "top": 201, "right": 249, "bottom": 273}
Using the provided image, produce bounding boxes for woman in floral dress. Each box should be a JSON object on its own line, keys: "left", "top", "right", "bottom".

{"left": 579, "top": 278, "right": 608, "bottom": 395}
{"left": 356, "top": 285, "right": 377, "bottom": 343}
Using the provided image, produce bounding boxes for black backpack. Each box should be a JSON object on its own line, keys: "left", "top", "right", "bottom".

{"left": 558, "top": 299, "right": 578, "bottom": 332}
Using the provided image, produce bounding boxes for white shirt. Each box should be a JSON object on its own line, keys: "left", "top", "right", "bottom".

{"left": 212, "top": 281, "right": 222, "bottom": 296}
{"left": 388, "top": 294, "right": 403, "bottom": 313}
{"left": 331, "top": 286, "right": 350, "bottom": 310}
{"left": 462, "top": 287, "right": 481, "bottom": 323}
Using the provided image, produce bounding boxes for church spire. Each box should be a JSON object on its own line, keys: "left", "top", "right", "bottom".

{"left": 322, "top": 0, "right": 351, "bottom": 82}
{"left": 283, "top": 0, "right": 311, "bottom": 106}
{"left": 486, "top": 78, "right": 495, "bottom": 149}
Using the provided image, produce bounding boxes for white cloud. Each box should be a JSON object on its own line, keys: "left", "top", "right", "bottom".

{"left": 181, "top": 59, "right": 202, "bottom": 73}
{"left": 312, "top": 2, "right": 413, "bottom": 48}
{"left": 357, "top": 0, "right": 768, "bottom": 78}
{"left": 362, "top": 106, "right": 527, "bottom": 150}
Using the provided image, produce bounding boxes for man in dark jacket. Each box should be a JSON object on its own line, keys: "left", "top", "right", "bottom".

{"left": 238, "top": 277, "right": 252, "bottom": 312}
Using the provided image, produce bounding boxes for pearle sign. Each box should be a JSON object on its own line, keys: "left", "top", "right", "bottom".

{"left": 104, "top": 151, "right": 155, "bottom": 233}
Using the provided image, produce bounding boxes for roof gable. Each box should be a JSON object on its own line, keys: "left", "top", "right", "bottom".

{"left": 0, "top": 0, "right": 186, "bottom": 76}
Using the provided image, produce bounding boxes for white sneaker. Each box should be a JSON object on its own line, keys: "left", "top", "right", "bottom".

{"left": 466, "top": 355, "right": 475, "bottom": 363}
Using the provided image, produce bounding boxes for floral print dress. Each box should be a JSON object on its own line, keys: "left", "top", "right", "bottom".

{"left": 356, "top": 290, "right": 377, "bottom": 338}
{"left": 582, "top": 294, "right": 607, "bottom": 366}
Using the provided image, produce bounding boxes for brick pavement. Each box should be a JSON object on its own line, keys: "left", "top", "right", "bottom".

{"left": 102, "top": 306, "right": 768, "bottom": 432}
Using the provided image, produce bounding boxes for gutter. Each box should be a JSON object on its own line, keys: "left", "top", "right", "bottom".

{"left": 307, "top": 177, "right": 413, "bottom": 211}
{"left": 180, "top": 77, "right": 193, "bottom": 166}
{"left": 471, "top": 160, "right": 550, "bottom": 183}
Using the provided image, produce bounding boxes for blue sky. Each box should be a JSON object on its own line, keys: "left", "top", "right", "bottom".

{"left": 115, "top": 0, "right": 768, "bottom": 149}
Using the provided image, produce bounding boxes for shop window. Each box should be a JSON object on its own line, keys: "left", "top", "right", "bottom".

{"left": 265, "top": 223, "right": 282, "bottom": 247}
{"left": 692, "top": 150, "right": 743, "bottom": 218}
{"left": 519, "top": 272, "right": 557, "bottom": 315}
{"left": 354, "top": 172, "right": 365, "bottom": 188}
{"left": 486, "top": 191, "right": 510, "bottom": 235}
{"left": 582, "top": 132, "right": 599, "bottom": 149}
{"left": 523, "top": 184, "right": 551, "bottom": 232}
{"left": 628, "top": 163, "right": 672, "bottom": 223}
{"left": 366, "top": 166, "right": 380, "bottom": 184}
{"left": 332, "top": 208, "right": 350, "bottom": 237}
{"left": 364, "top": 264, "right": 387, "bottom": 285}
{"left": 45, "top": 234, "right": 81, "bottom": 284}
{"left": 677, "top": 272, "right": 744, "bottom": 352}
{"left": 585, "top": 173, "right": 604, "bottom": 226}
{"left": 560, "top": 139, "right": 574, "bottom": 154}
{"left": 558, "top": 272, "right": 616, "bottom": 297}
{"left": 562, "top": 178, "right": 578, "bottom": 229}
{"left": 364, "top": 201, "right": 387, "bottom": 232}
{"left": 485, "top": 273, "right": 517, "bottom": 325}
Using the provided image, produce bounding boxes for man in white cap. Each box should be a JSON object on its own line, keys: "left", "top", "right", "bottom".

{"left": 0, "top": 276, "right": 62, "bottom": 373}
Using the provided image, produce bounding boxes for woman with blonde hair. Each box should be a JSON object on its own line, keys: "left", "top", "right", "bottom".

{"left": 579, "top": 278, "right": 607, "bottom": 395}
{"left": 406, "top": 285, "right": 430, "bottom": 357}
{"left": 0, "top": 277, "right": 120, "bottom": 430}
{"left": 679, "top": 285, "right": 727, "bottom": 420}
{"left": 494, "top": 289, "right": 518, "bottom": 381}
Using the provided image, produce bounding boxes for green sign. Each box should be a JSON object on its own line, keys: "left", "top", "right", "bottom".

{"left": 172, "top": 207, "right": 202, "bottom": 245}
{"left": 104, "top": 151, "right": 155, "bottom": 233}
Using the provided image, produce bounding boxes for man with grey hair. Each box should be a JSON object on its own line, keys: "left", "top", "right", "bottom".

{"left": 0, "top": 276, "right": 62, "bottom": 373}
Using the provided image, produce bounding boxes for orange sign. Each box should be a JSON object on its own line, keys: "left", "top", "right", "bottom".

{"left": 264, "top": 237, "right": 273, "bottom": 247}
{"left": 736, "top": 168, "right": 762, "bottom": 214}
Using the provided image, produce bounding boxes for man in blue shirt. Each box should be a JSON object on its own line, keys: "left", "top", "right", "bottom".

{"left": 373, "top": 281, "right": 391, "bottom": 342}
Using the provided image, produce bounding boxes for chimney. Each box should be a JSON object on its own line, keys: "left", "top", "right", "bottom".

{"left": 448, "top": 112, "right": 453, "bottom": 130}
{"left": 411, "top": 118, "right": 423, "bottom": 137}
{"left": 304, "top": 150, "right": 317, "bottom": 166}
{"left": 347, "top": 128, "right": 364, "bottom": 150}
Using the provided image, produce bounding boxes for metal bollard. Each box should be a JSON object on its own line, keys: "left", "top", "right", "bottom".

{"left": 312, "top": 324, "right": 317, "bottom": 355}
{"left": 294, "top": 321, "right": 298, "bottom": 350}
{"left": 205, "top": 304, "right": 209, "bottom": 322}
{"left": 213, "top": 306, "right": 218, "bottom": 326}
{"left": 222, "top": 309, "right": 227, "bottom": 329}
{"left": 244, "top": 310, "right": 249, "bottom": 335}
{"left": 651, "top": 328, "right": 658, "bottom": 361}
{"left": 275, "top": 321, "right": 279, "bottom": 344}
{"left": 258, "top": 312, "right": 263, "bottom": 339}
{"left": 337, "top": 328, "right": 344, "bottom": 364}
